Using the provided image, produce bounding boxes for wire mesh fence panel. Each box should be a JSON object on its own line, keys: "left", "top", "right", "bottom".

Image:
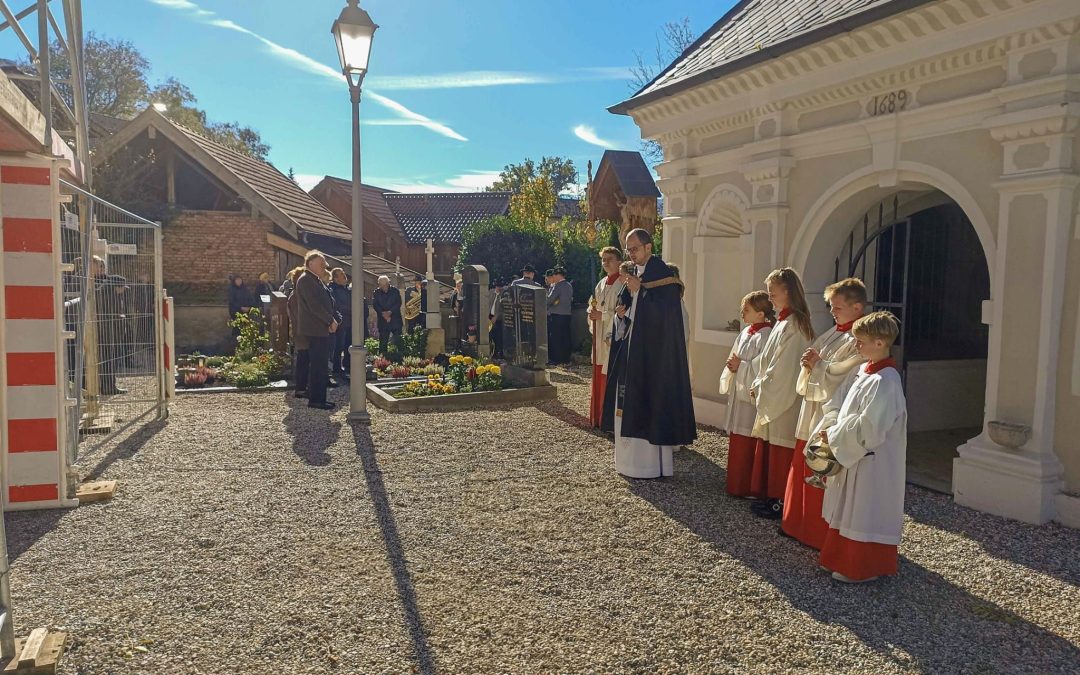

{"left": 60, "top": 180, "right": 165, "bottom": 461}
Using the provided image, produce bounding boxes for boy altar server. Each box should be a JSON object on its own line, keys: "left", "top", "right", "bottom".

{"left": 720, "top": 291, "right": 775, "bottom": 497}
{"left": 588, "top": 247, "right": 627, "bottom": 428}
{"left": 815, "top": 311, "right": 907, "bottom": 583}
{"left": 748, "top": 268, "right": 814, "bottom": 518}
{"left": 782, "top": 278, "right": 867, "bottom": 548}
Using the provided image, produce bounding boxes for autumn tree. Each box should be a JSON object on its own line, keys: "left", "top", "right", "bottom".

{"left": 487, "top": 156, "right": 578, "bottom": 196}
{"left": 34, "top": 32, "right": 269, "bottom": 160}
{"left": 630, "top": 17, "right": 697, "bottom": 164}
{"left": 509, "top": 175, "right": 557, "bottom": 228}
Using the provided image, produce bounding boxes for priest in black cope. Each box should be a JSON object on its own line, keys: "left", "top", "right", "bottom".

{"left": 602, "top": 229, "right": 696, "bottom": 478}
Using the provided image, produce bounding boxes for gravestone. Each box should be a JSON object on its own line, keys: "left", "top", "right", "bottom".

{"left": 500, "top": 283, "right": 550, "bottom": 388}
{"left": 459, "top": 265, "right": 489, "bottom": 357}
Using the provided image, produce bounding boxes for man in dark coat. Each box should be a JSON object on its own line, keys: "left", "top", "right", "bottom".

{"left": 601, "top": 229, "right": 696, "bottom": 478}
{"left": 295, "top": 251, "right": 339, "bottom": 409}
{"left": 92, "top": 256, "right": 129, "bottom": 395}
{"left": 372, "top": 275, "right": 403, "bottom": 356}
{"left": 329, "top": 268, "right": 352, "bottom": 382}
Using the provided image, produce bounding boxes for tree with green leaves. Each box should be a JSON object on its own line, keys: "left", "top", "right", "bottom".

{"left": 487, "top": 156, "right": 578, "bottom": 196}
{"left": 509, "top": 175, "right": 557, "bottom": 228}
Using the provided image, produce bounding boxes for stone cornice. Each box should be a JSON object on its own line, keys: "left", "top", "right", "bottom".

{"left": 984, "top": 102, "right": 1080, "bottom": 141}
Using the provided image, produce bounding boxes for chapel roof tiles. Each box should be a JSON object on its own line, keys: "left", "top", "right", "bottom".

{"left": 611, "top": 0, "right": 929, "bottom": 113}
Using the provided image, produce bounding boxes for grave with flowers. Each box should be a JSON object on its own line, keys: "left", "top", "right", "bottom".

{"left": 366, "top": 284, "right": 556, "bottom": 412}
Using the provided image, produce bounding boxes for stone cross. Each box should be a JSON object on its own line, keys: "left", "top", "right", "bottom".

{"left": 424, "top": 237, "right": 441, "bottom": 329}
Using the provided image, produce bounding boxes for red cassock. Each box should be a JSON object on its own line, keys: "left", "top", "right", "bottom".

{"left": 781, "top": 439, "right": 830, "bottom": 549}
{"left": 751, "top": 439, "right": 794, "bottom": 500}
{"left": 726, "top": 433, "right": 761, "bottom": 497}
{"left": 819, "top": 528, "right": 898, "bottom": 581}
{"left": 590, "top": 366, "right": 606, "bottom": 428}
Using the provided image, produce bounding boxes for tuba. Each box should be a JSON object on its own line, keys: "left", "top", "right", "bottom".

{"left": 403, "top": 288, "right": 422, "bottom": 321}
{"left": 803, "top": 436, "right": 842, "bottom": 489}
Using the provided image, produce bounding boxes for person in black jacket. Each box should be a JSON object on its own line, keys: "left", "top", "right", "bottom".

{"left": 227, "top": 275, "right": 256, "bottom": 336}
{"left": 372, "top": 275, "right": 403, "bottom": 356}
{"left": 329, "top": 268, "right": 352, "bottom": 381}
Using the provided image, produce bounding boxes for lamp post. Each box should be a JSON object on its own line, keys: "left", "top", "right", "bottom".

{"left": 332, "top": 0, "right": 377, "bottom": 424}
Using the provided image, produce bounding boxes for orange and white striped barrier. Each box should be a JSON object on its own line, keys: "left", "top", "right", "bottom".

{"left": 0, "top": 158, "right": 78, "bottom": 510}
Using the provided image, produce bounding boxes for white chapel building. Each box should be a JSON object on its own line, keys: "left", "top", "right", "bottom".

{"left": 611, "top": 0, "right": 1080, "bottom": 526}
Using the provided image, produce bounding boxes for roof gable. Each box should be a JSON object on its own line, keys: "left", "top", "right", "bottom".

{"left": 613, "top": 0, "right": 928, "bottom": 113}
{"left": 95, "top": 108, "right": 350, "bottom": 241}
{"left": 595, "top": 151, "right": 659, "bottom": 198}
{"left": 314, "top": 175, "right": 404, "bottom": 239}
{"left": 384, "top": 192, "right": 512, "bottom": 244}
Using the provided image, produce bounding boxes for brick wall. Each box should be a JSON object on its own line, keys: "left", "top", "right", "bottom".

{"left": 162, "top": 210, "right": 277, "bottom": 302}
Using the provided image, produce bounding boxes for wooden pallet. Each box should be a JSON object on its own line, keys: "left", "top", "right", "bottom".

{"left": 79, "top": 413, "right": 115, "bottom": 436}
{"left": 3, "top": 629, "right": 66, "bottom": 674}
{"left": 75, "top": 480, "right": 117, "bottom": 505}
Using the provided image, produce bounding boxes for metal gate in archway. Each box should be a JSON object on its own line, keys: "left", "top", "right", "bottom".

{"left": 834, "top": 195, "right": 910, "bottom": 371}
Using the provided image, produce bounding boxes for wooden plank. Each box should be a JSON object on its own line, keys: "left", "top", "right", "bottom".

{"left": 75, "top": 480, "right": 117, "bottom": 505}
{"left": 4, "top": 631, "right": 66, "bottom": 675}
{"left": 17, "top": 628, "right": 46, "bottom": 667}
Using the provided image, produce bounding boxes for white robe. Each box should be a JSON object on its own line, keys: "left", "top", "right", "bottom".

{"left": 814, "top": 366, "right": 908, "bottom": 545}
{"left": 749, "top": 318, "right": 811, "bottom": 449}
{"left": 719, "top": 325, "right": 772, "bottom": 437}
{"left": 613, "top": 264, "right": 674, "bottom": 479}
{"left": 794, "top": 327, "right": 864, "bottom": 442}
{"left": 588, "top": 277, "right": 625, "bottom": 374}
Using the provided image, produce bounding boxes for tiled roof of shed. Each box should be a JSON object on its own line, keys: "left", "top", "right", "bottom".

{"left": 174, "top": 123, "right": 350, "bottom": 241}
{"left": 384, "top": 192, "right": 511, "bottom": 244}
{"left": 320, "top": 176, "right": 404, "bottom": 238}
{"left": 613, "top": 0, "right": 922, "bottom": 112}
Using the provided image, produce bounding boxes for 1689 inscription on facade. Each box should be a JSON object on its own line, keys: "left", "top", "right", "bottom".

{"left": 867, "top": 90, "right": 911, "bottom": 117}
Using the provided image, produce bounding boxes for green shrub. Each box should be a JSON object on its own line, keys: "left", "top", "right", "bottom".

{"left": 229, "top": 308, "right": 269, "bottom": 362}
{"left": 222, "top": 362, "right": 270, "bottom": 388}
{"left": 457, "top": 215, "right": 557, "bottom": 282}
{"left": 400, "top": 326, "right": 429, "bottom": 360}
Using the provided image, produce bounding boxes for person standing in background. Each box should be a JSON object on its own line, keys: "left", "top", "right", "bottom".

{"left": 546, "top": 267, "right": 573, "bottom": 365}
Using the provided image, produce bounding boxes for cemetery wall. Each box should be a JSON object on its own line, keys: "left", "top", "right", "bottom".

{"left": 163, "top": 210, "right": 277, "bottom": 304}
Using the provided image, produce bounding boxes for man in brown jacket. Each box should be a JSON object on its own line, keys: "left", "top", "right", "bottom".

{"left": 295, "top": 251, "right": 338, "bottom": 409}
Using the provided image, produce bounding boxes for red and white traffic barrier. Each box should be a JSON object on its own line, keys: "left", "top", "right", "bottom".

{"left": 0, "top": 158, "right": 77, "bottom": 510}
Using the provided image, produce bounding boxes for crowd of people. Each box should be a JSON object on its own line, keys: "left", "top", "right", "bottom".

{"left": 588, "top": 228, "right": 909, "bottom": 585}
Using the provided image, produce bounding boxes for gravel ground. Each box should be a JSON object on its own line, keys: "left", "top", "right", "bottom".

{"left": 6, "top": 364, "right": 1079, "bottom": 674}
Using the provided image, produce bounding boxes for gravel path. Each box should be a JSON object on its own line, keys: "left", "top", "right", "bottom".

{"left": 6, "top": 364, "right": 1079, "bottom": 674}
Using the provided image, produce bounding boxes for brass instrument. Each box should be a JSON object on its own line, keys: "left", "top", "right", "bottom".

{"left": 403, "top": 289, "right": 422, "bottom": 321}
{"left": 804, "top": 436, "right": 842, "bottom": 489}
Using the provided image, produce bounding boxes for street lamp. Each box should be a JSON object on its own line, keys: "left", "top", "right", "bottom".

{"left": 332, "top": 0, "right": 377, "bottom": 424}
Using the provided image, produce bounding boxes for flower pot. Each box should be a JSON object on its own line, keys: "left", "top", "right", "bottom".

{"left": 987, "top": 421, "right": 1030, "bottom": 450}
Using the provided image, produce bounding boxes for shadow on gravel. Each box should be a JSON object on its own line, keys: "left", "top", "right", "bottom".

{"left": 82, "top": 418, "right": 168, "bottom": 482}
{"left": 352, "top": 423, "right": 437, "bottom": 675}
{"left": 546, "top": 369, "right": 588, "bottom": 385}
{"left": 629, "top": 448, "right": 1080, "bottom": 673}
{"left": 5, "top": 509, "right": 66, "bottom": 563}
{"left": 904, "top": 498, "right": 1080, "bottom": 587}
{"left": 282, "top": 395, "right": 341, "bottom": 466}
{"left": 534, "top": 399, "right": 598, "bottom": 432}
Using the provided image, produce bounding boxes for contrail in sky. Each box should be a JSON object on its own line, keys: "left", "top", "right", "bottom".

{"left": 147, "top": 0, "right": 468, "bottom": 142}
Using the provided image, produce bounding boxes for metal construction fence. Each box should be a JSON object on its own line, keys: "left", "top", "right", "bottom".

{"left": 59, "top": 180, "right": 166, "bottom": 462}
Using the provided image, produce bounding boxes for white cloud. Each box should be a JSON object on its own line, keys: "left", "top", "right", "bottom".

{"left": 366, "top": 67, "right": 633, "bottom": 91}
{"left": 293, "top": 174, "right": 324, "bottom": 192}
{"left": 367, "top": 171, "right": 501, "bottom": 193}
{"left": 147, "top": 0, "right": 467, "bottom": 142}
{"left": 573, "top": 124, "right": 616, "bottom": 149}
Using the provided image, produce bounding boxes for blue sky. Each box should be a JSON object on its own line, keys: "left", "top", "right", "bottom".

{"left": 3, "top": 0, "right": 730, "bottom": 192}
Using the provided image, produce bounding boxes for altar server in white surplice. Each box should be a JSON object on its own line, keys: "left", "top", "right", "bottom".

{"left": 813, "top": 311, "right": 907, "bottom": 584}
{"left": 720, "top": 290, "right": 774, "bottom": 497}
{"left": 782, "top": 278, "right": 867, "bottom": 549}
{"left": 588, "top": 247, "right": 626, "bottom": 428}
{"left": 748, "top": 268, "right": 814, "bottom": 519}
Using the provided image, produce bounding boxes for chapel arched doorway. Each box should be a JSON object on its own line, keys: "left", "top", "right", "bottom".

{"left": 829, "top": 191, "right": 990, "bottom": 492}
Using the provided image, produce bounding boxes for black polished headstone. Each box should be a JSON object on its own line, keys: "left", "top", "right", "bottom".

{"left": 501, "top": 284, "right": 547, "bottom": 370}
{"left": 459, "top": 265, "right": 489, "bottom": 357}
